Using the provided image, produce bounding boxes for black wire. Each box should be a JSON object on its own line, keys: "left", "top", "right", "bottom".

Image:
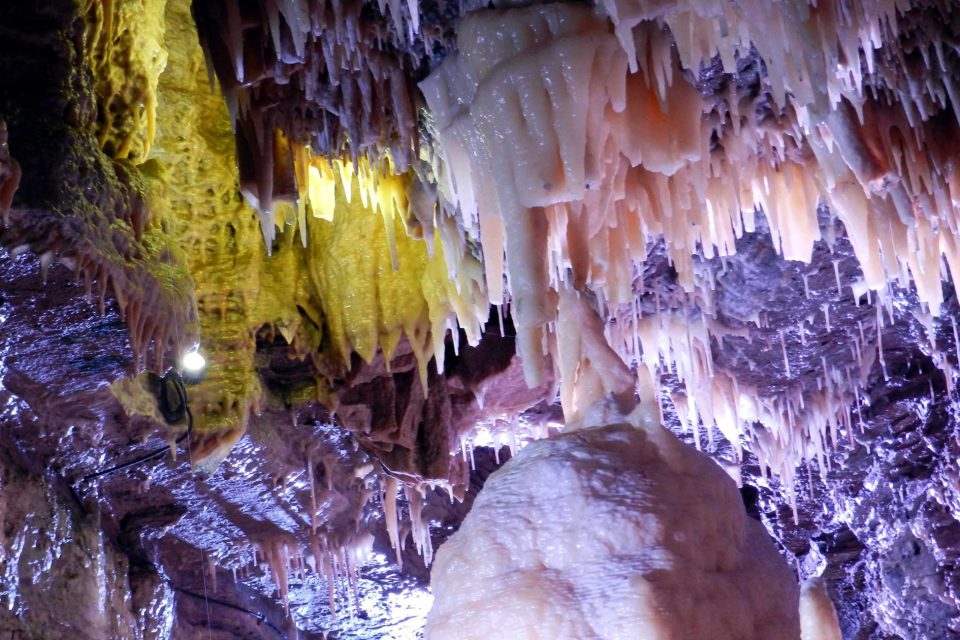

{"left": 69, "top": 374, "right": 293, "bottom": 638}
{"left": 121, "top": 546, "right": 292, "bottom": 640}
{"left": 80, "top": 375, "right": 193, "bottom": 483}
{"left": 81, "top": 407, "right": 193, "bottom": 482}
{"left": 171, "top": 583, "right": 290, "bottom": 640}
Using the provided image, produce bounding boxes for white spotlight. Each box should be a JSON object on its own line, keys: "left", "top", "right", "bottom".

{"left": 181, "top": 349, "right": 206, "bottom": 373}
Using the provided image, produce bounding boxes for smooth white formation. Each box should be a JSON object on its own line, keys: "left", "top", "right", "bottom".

{"left": 800, "top": 577, "right": 843, "bottom": 640}
{"left": 426, "top": 416, "right": 801, "bottom": 639}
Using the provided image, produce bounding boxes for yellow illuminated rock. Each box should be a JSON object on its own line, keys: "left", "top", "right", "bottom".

{"left": 82, "top": 0, "right": 168, "bottom": 163}
{"left": 297, "top": 156, "right": 487, "bottom": 383}
{"left": 140, "top": 0, "right": 486, "bottom": 466}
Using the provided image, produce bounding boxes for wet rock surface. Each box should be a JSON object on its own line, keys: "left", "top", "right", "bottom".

{"left": 0, "top": 252, "right": 531, "bottom": 639}
{"left": 5, "top": 212, "right": 960, "bottom": 638}
{"left": 0, "top": 5, "right": 958, "bottom": 637}
{"left": 755, "top": 348, "right": 960, "bottom": 640}
{"left": 0, "top": 253, "right": 428, "bottom": 639}
{"left": 668, "top": 223, "right": 960, "bottom": 640}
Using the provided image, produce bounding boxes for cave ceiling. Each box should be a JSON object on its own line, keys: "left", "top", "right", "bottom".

{"left": 1, "top": 0, "right": 960, "bottom": 638}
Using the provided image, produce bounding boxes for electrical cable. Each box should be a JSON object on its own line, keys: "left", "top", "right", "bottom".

{"left": 70, "top": 371, "right": 296, "bottom": 639}
{"left": 80, "top": 370, "right": 192, "bottom": 483}
{"left": 120, "top": 545, "right": 292, "bottom": 640}
{"left": 170, "top": 584, "right": 290, "bottom": 640}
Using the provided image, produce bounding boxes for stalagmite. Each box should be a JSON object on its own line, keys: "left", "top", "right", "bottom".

{"left": 799, "top": 577, "right": 843, "bottom": 640}
{"left": 427, "top": 300, "right": 800, "bottom": 638}
{"left": 426, "top": 406, "right": 801, "bottom": 640}
{"left": 7, "top": 0, "right": 960, "bottom": 635}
